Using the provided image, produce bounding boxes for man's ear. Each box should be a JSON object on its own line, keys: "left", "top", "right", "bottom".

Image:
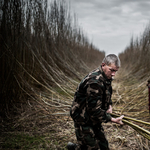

{"left": 102, "top": 63, "right": 105, "bottom": 67}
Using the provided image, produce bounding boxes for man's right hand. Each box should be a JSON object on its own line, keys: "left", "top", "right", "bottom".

{"left": 111, "top": 115, "right": 124, "bottom": 125}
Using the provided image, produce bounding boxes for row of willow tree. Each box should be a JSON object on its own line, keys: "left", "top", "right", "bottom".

{"left": 119, "top": 23, "right": 150, "bottom": 78}
{"left": 0, "top": 0, "right": 105, "bottom": 117}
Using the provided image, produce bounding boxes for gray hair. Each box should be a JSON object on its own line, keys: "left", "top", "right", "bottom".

{"left": 102, "top": 54, "right": 121, "bottom": 67}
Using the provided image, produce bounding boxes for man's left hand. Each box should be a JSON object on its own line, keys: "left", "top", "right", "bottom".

{"left": 107, "top": 105, "right": 112, "bottom": 113}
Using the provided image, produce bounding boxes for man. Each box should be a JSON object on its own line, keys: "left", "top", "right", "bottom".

{"left": 67, "top": 54, "right": 124, "bottom": 150}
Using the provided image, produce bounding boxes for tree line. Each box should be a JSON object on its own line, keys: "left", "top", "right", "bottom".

{"left": 0, "top": 0, "right": 105, "bottom": 118}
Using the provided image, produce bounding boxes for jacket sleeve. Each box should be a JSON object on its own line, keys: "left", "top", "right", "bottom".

{"left": 86, "top": 83, "right": 112, "bottom": 123}
{"left": 109, "top": 86, "right": 113, "bottom": 105}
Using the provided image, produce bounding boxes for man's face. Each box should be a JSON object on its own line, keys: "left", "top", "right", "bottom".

{"left": 102, "top": 63, "right": 119, "bottom": 79}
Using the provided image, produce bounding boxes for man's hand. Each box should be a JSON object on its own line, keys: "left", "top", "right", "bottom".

{"left": 106, "top": 105, "right": 112, "bottom": 113}
{"left": 111, "top": 115, "right": 124, "bottom": 125}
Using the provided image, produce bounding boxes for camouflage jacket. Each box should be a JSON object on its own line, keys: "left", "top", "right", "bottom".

{"left": 70, "top": 67, "right": 112, "bottom": 125}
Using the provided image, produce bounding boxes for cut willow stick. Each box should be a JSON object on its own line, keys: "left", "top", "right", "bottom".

{"left": 111, "top": 113, "right": 150, "bottom": 126}
{"left": 132, "top": 127, "right": 150, "bottom": 140}
{"left": 111, "top": 113, "right": 150, "bottom": 140}
{"left": 122, "top": 119, "right": 150, "bottom": 140}
{"left": 122, "top": 119, "right": 150, "bottom": 136}
{"left": 50, "top": 112, "right": 70, "bottom": 116}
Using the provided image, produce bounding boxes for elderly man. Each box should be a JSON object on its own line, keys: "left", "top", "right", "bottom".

{"left": 68, "top": 54, "right": 124, "bottom": 150}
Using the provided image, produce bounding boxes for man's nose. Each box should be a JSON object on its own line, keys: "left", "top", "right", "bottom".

{"left": 112, "top": 72, "right": 116, "bottom": 76}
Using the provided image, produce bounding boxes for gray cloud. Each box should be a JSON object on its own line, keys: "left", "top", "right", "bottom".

{"left": 70, "top": 0, "right": 150, "bottom": 55}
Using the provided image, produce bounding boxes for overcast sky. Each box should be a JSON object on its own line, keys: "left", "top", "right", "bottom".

{"left": 70, "top": 0, "right": 150, "bottom": 55}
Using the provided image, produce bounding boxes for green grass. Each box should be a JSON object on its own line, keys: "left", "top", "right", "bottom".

{"left": 1, "top": 133, "right": 46, "bottom": 150}
{"left": 0, "top": 131, "right": 69, "bottom": 150}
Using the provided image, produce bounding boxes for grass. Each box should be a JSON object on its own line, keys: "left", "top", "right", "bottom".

{"left": 0, "top": 105, "right": 72, "bottom": 150}
{"left": 0, "top": 133, "right": 46, "bottom": 149}
{"left": 0, "top": 132, "right": 68, "bottom": 150}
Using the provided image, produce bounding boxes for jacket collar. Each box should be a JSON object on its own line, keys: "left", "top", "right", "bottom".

{"left": 99, "top": 66, "right": 112, "bottom": 84}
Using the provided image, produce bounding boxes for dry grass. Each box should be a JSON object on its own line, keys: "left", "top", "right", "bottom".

{"left": 1, "top": 73, "right": 150, "bottom": 150}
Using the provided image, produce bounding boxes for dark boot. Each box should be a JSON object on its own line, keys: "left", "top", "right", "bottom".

{"left": 67, "top": 142, "right": 77, "bottom": 150}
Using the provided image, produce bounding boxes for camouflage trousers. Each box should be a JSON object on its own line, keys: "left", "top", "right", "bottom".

{"left": 74, "top": 123, "right": 109, "bottom": 150}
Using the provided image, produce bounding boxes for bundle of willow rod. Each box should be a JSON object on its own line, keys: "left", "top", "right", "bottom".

{"left": 111, "top": 113, "right": 150, "bottom": 140}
